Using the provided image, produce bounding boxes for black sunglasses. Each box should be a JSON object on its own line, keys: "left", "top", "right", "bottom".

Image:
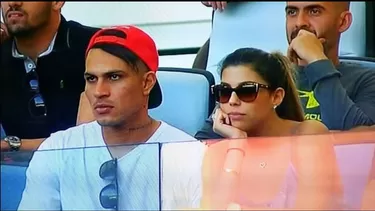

{"left": 26, "top": 69, "right": 47, "bottom": 117}
{"left": 211, "top": 81, "right": 271, "bottom": 103}
{"left": 99, "top": 158, "right": 118, "bottom": 210}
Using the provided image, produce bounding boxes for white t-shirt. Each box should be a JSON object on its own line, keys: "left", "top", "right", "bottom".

{"left": 18, "top": 121, "right": 206, "bottom": 211}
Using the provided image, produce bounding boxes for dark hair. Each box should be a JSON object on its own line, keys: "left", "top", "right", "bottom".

{"left": 89, "top": 29, "right": 149, "bottom": 73}
{"left": 219, "top": 47, "right": 304, "bottom": 122}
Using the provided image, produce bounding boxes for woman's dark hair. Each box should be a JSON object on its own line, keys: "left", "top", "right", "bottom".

{"left": 219, "top": 47, "right": 304, "bottom": 122}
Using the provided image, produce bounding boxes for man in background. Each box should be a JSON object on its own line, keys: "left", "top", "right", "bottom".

{"left": 195, "top": 1, "right": 375, "bottom": 140}
{"left": 0, "top": 1, "right": 99, "bottom": 152}
{"left": 285, "top": 1, "right": 375, "bottom": 130}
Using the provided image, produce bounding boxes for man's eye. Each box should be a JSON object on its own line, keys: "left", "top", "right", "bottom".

{"left": 109, "top": 74, "right": 120, "bottom": 81}
{"left": 310, "top": 8, "right": 321, "bottom": 15}
{"left": 286, "top": 9, "right": 297, "bottom": 16}
{"left": 85, "top": 76, "right": 96, "bottom": 82}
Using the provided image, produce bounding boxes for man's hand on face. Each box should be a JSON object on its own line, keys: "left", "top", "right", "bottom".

{"left": 287, "top": 29, "right": 328, "bottom": 65}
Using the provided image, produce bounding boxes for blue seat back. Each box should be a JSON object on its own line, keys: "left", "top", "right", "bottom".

{"left": 339, "top": 56, "right": 375, "bottom": 68}
{"left": 207, "top": 2, "right": 367, "bottom": 83}
{"left": 149, "top": 68, "right": 215, "bottom": 137}
{"left": 0, "top": 165, "right": 27, "bottom": 211}
{"left": 1, "top": 124, "right": 6, "bottom": 139}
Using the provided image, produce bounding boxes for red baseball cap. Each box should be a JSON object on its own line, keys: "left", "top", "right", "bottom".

{"left": 85, "top": 25, "right": 162, "bottom": 109}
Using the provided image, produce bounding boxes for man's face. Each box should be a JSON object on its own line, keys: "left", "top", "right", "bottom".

{"left": 285, "top": 2, "right": 349, "bottom": 50}
{"left": 84, "top": 48, "right": 154, "bottom": 127}
{"left": 1, "top": 1, "right": 53, "bottom": 37}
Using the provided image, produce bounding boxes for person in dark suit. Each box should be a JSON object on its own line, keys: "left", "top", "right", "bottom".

{"left": 0, "top": 1, "right": 99, "bottom": 152}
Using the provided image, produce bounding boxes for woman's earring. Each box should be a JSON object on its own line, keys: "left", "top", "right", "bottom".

{"left": 273, "top": 105, "right": 278, "bottom": 109}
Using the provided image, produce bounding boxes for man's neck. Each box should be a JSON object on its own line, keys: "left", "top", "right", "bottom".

{"left": 102, "top": 115, "right": 161, "bottom": 146}
{"left": 14, "top": 15, "right": 61, "bottom": 61}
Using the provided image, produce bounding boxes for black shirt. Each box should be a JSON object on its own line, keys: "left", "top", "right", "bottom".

{"left": 0, "top": 16, "right": 99, "bottom": 139}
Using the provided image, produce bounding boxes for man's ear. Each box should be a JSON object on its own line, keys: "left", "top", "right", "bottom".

{"left": 271, "top": 87, "right": 285, "bottom": 108}
{"left": 143, "top": 71, "right": 156, "bottom": 96}
{"left": 52, "top": 1, "right": 65, "bottom": 11}
{"left": 338, "top": 11, "right": 352, "bottom": 33}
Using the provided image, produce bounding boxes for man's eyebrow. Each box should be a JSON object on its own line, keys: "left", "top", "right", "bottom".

{"left": 285, "top": 5, "right": 298, "bottom": 12}
{"left": 84, "top": 72, "right": 93, "bottom": 77}
{"left": 285, "top": 4, "right": 326, "bottom": 12}
{"left": 304, "top": 4, "right": 326, "bottom": 11}
{"left": 84, "top": 70, "right": 124, "bottom": 77}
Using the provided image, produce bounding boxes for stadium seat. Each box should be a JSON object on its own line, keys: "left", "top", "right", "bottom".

{"left": 1, "top": 124, "right": 5, "bottom": 139}
{"left": 0, "top": 165, "right": 27, "bottom": 211}
{"left": 339, "top": 56, "right": 375, "bottom": 68}
{"left": 149, "top": 67, "right": 215, "bottom": 137}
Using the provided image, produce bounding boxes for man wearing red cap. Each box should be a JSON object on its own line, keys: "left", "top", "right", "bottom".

{"left": 18, "top": 25, "right": 205, "bottom": 210}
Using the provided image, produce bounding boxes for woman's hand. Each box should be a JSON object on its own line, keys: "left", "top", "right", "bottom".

{"left": 212, "top": 108, "right": 247, "bottom": 139}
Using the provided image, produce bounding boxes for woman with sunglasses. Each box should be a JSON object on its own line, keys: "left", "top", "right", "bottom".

{"left": 200, "top": 48, "right": 342, "bottom": 210}
{"left": 210, "top": 47, "right": 327, "bottom": 138}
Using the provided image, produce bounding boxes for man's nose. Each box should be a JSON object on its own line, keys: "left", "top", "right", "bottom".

{"left": 93, "top": 80, "right": 110, "bottom": 98}
{"left": 7, "top": 2, "right": 23, "bottom": 9}
{"left": 296, "top": 12, "right": 310, "bottom": 28}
